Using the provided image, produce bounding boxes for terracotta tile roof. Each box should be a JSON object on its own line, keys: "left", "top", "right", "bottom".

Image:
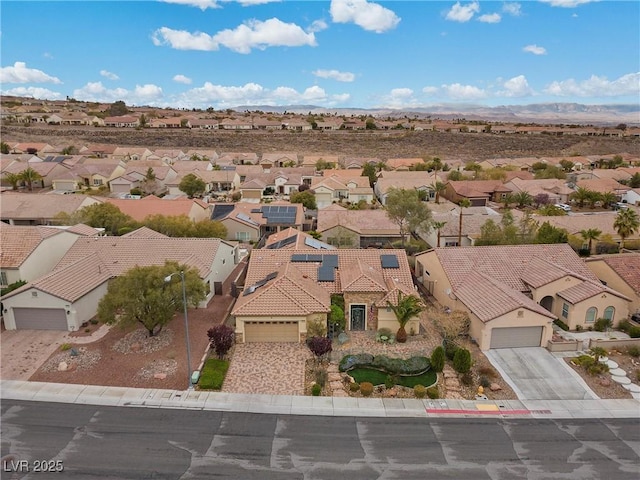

{"left": 0, "top": 224, "right": 62, "bottom": 267}
{"left": 103, "top": 196, "right": 207, "bottom": 222}
{"left": 56, "top": 237, "right": 226, "bottom": 278}
{"left": 447, "top": 180, "right": 512, "bottom": 196}
{"left": 244, "top": 248, "right": 412, "bottom": 295}
{"left": 264, "top": 227, "right": 335, "bottom": 250}
{"left": 317, "top": 209, "right": 400, "bottom": 235}
{"left": 431, "top": 244, "right": 598, "bottom": 292}
{"left": 65, "top": 224, "right": 102, "bottom": 236}
{"left": 556, "top": 281, "right": 623, "bottom": 305}
{"left": 341, "top": 258, "right": 387, "bottom": 292}
{"left": 0, "top": 192, "right": 99, "bottom": 220}
{"left": 232, "top": 263, "right": 330, "bottom": 316}
{"left": 6, "top": 253, "right": 114, "bottom": 302}
{"left": 455, "top": 271, "right": 556, "bottom": 323}
{"left": 594, "top": 253, "right": 640, "bottom": 294}
{"left": 121, "top": 226, "right": 169, "bottom": 238}
{"left": 534, "top": 213, "right": 627, "bottom": 238}
{"left": 520, "top": 256, "right": 571, "bottom": 288}
{"left": 576, "top": 178, "right": 630, "bottom": 194}
{"left": 375, "top": 278, "right": 417, "bottom": 307}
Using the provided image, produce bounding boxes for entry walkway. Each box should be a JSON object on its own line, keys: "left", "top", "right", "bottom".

{"left": 2, "top": 380, "right": 638, "bottom": 419}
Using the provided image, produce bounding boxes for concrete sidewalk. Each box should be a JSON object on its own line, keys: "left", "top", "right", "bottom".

{"left": 2, "top": 380, "right": 639, "bottom": 419}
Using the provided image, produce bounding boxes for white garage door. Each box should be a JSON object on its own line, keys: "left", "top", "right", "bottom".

{"left": 13, "top": 308, "right": 68, "bottom": 330}
{"left": 244, "top": 321, "right": 299, "bottom": 343}
{"left": 490, "top": 326, "right": 543, "bottom": 349}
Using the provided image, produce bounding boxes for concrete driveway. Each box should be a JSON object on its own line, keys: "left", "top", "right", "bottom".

{"left": 485, "top": 347, "right": 598, "bottom": 401}
{"left": 0, "top": 329, "right": 69, "bottom": 380}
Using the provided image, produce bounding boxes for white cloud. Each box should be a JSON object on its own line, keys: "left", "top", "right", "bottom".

{"left": 212, "top": 18, "right": 317, "bottom": 53}
{"left": 498, "top": 75, "right": 535, "bottom": 97}
{"left": 152, "top": 27, "right": 219, "bottom": 51}
{"left": 390, "top": 88, "right": 413, "bottom": 98}
{"left": 313, "top": 69, "right": 355, "bottom": 82}
{"left": 0, "top": 62, "right": 62, "bottom": 84}
{"left": 71, "top": 81, "right": 163, "bottom": 106}
{"left": 378, "top": 87, "right": 418, "bottom": 108}
{"left": 330, "top": 0, "right": 400, "bottom": 33}
{"left": 422, "top": 82, "right": 487, "bottom": 101}
{"left": 523, "top": 44, "right": 547, "bottom": 55}
{"left": 0, "top": 86, "right": 62, "bottom": 100}
{"left": 160, "top": 0, "right": 220, "bottom": 10}
{"left": 233, "top": 0, "right": 281, "bottom": 5}
{"left": 445, "top": 1, "right": 480, "bottom": 23}
{"left": 503, "top": 3, "right": 522, "bottom": 16}
{"left": 173, "top": 74, "right": 192, "bottom": 84}
{"left": 43, "top": 52, "right": 54, "bottom": 59}
{"left": 478, "top": 13, "right": 501, "bottom": 23}
{"left": 100, "top": 69, "right": 119, "bottom": 80}
{"left": 539, "top": 0, "right": 596, "bottom": 7}
{"left": 544, "top": 72, "right": 640, "bottom": 97}
{"left": 308, "top": 19, "right": 329, "bottom": 33}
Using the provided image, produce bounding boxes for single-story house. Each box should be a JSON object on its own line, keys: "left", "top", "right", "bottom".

{"left": 0, "top": 192, "right": 101, "bottom": 226}
{"left": 231, "top": 249, "right": 419, "bottom": 342}
{"left": 316, "top": 205, "right": 402, "bottom": 248}
{"left": 414, "top": 244, "right": 630, "bottom": 350}
{"left": 443, "top": 180, "right": 513, "bottom": 206}
{"left": 211, "top": 202, "right": 305, "bottom": 242}
{"left": 1, "top": 234, "right": 238, "bottom": 331}
{"left": 104, "top": 195, "right": 211, "bottom": 223}
{"left": 586, "top": 253, "right": 640, "bottom": 317}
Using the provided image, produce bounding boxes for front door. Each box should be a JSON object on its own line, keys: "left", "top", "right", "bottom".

{"left": 350, "top": 304, "right": 366, "bottom": 331}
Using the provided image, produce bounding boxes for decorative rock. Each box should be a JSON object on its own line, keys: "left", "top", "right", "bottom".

{"left": 598, "top": 356, "right": 609, "bottom": 363}
{"left": 599, "top": 378, "right": 611, "bottom": 387}
{"left": 611, "top": 375, "right": 631, "bottom": 385}
{"left": 610, "top": 368, "right": 627, "bottom": 377}
{"left": 153, "top": 373, "right": 167, "bottom": 380}
{"left": 387, "top": 388, "right": 397, "bottom": 398}
{"left": 606, "top": 360, "right": 619, "bottom": 369}
{"left": 490, "top": 383, "right": 502, "bottom": 391}
{"left": 328, "top": 373, "right": 342, "bottom": 382}
{"left": 57, "top": 361, "right": 68, "bottom": 372}
{"left": 622, "top": 383, "right": 640, "bottom": 393}
{"left": 130, "top": 343, "right": 141, "bottom": 352}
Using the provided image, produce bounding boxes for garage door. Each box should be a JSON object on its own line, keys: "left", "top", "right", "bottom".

{"left": 244, "top": 321, "right": 299, "bottom": 343}
{"left": 490, "top": 326, "right": 543, "bottom": 349}
{"left": 13, "top": 308, "right": 68, "bottom": 330}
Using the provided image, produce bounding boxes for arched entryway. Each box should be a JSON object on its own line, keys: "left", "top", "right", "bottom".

{"left": 540, "top": 295, "right": 554, "bottom": 313}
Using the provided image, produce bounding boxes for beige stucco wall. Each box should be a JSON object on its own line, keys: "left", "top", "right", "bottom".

{"left": 221, "top": 219, "right": 260, "bottom": 242}
{"left": 561, "top": 293, "right": 629, "bottom": 330}
{"left": 234, "top": 313, "right": 326, "bottom": 343}
{"left": 320, "top": 225, "right": 360, "bottom": 248}
{"left": 377, "top": 308, "right": 420, "bottom": 337}
{"left": 241, "top": 190, "right": 262, "bottom": 203}
{"left": 470, "top": 309, "right": 554, "bottom": 351}
{"left": 18, "top": 232, "right": 81, "bottom": 282}
{"left": 315, "top": 189, "right": 333, "bottom": 209}
{"left": 531, "top": 276, "right": 582, "bottom": 305}
{"left": 415, "top": 251, "right": 458, "bottom": 309}
{"left": 586, "top": 259, "right": 640, "bottom": 315}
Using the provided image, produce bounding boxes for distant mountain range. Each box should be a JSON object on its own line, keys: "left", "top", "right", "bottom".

{"left": 234, "top": 103, "right": 640, "bottom": 126}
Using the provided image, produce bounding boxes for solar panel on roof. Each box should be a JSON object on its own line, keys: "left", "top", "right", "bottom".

{"left": 304, "top": 237, "right": 334, "bottom": 250}
{"left": 291, "top": 254, "right": 306, "bottom": 262}
{"left": 265, "top": 272, "right": 278, "bottom": 281}
{"left": 307, "top": 254, "right": 323, "bottom": 262}
{"left": 211, "top": 204, "right": 234, "bottom": 221}
{"left": 322, "top": 255, "right": 339, "bottom": 268}
{"left": 250, "top": 208, "right": 262, "bottom": 213}
{"left": 266, "top": 235, "right": 297, "bottom": 249}
{"left": 317, "top": 264, "right": 335, "bottom": 282}
{"left": 236, "top": 212, "right": 260, "bottom": 226}
{"left": 381, "top": 254, "right": 400, "bottom": 268}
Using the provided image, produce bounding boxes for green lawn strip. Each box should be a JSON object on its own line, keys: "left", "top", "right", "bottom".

{"left": 198, "top": 358, "right": 229, "bottom": 390}
{"left": 349, "top": 368, "right": 437, "bottom": 388}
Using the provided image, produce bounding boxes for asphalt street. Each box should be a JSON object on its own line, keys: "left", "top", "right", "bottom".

{"left": 1, "top": 400, "right": 639, "bottom": 479}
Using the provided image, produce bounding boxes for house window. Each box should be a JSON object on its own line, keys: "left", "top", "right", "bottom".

{"left": 235, "top": 231, "right": 250, "bottom": 241}
{"left": 561, "top": 303, "right": 569, "bottom": 319}
{"left": 445, "top": 241, "right": 459, "bottom": 247}
{"left": 0, "top": 271, "right": 7, "bottom": 286}
{"left": 585, "top": 307, "right": 597, "bottom": 323}
{"left": 603, "top": 306, "right": 615, "bottom": 322}
{"left": 93, "top": 178, "right": 103, "bottom": 186}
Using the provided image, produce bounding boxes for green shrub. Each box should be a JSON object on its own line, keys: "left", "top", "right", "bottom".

{"left": 384, "top": 374, "right": 395, "bottom": 389}
{"left": 594, "top": 318, "right": 612, "bottom": 332}
{"left": 311, "top": 384, "right": 322, "bottom": 396}
{"left": 618, "top": 320, "right": 631, "bottom": 333}
{"left": 376, "top": 328, "right": 394, "bottom": 343}
{"left": 575, "top": 324, "right": 583, "bottom": 332}
{"left": 198, "top": 358, "right": 229, "bottom": 390}
{"left": 479, "top": 376, "right": 491, "bottom": 388}
{"left": 90, "top": 318, "right": 99, "bottom": 325}
{"left": 349, "top": 382, "right": 360, "bottom": 392}
{"left": 629, "top": 326, "right": 640, "bottom": 338}
{"left": 554, "top": 319, "right": 570, "bottom": 331}
{"left": 445, "top": 341, "right": 459, "bottom": 361}
{"left": 587, "top": 363, "right": 609, "bottom": 376}
{"left": 426, "top": 386, "right": 439, "bottom": 399}
{"left": 430, "top": 346, "right": 445, "bottom": 373}
{"left": 635, "top": 370, "right": 640, "bottom": 382}
{"left": 453, "top": 348, "right": 472, "bottom": 374}
{"left": 574, "top": 355, "right": 595, "bottom": 367}
{"left": 60, "top": 343, "right": 72, "bottom": 351}
{"left": 414, "top": 385, "right": 427, "bottom": 399}
{"left": 360, "top": 382, "right": 374, "bottom": 397}
{"left": 627, "top": 346, "right": 640, "bottom": 358}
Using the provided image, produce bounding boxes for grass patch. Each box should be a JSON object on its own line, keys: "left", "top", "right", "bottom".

{"left": 349, "top": 368, "right": 437, "bottom": 389}
{"left": 198, "top": 358, "right": 229, "bottom": 390}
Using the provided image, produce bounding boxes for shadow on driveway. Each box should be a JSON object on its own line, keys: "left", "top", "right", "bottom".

{"left": 485, "top": 347, "right": 598, "bottom": 401}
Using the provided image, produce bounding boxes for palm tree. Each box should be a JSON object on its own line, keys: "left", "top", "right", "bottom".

{"left": 502, "top": 192, "right": 515, "bottom": 209}
{"left": 19, "top": 167, "right": 43, "bottom": 191}
{"left": 457, "top": 198, "right": 471, "bottom": 246}
{"left": 599, "top": 192, "right": 617, "bottom": 209}
{"left": 2, "top": 172, "right": 22, "bottom": 190}
{"left": 433, "top": 181, "right": 446, "bottom": 204}
{"left": 387, "top": 291, "right": 425, "bottom": 343}
{"left": 432, "top": 221, "right": 447, "bottom": 247}
{"left": 513, "top": 191, "right": 533, "bottom": 209}
{"left": 580, "top": 228, "right": 601, "bottom": 253}
{"left": 571, "top": 186, "right": 593, "bottom": 208}
{"left": 614, "top": 209, "right": 640, "bottom": 249}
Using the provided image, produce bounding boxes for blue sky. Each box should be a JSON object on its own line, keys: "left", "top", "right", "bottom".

{"left": 1, "top": 0, "right": 639, "bottom": 110}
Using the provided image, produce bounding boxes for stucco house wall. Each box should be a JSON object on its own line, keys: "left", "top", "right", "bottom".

{"left": 470, "top": 309, "right": 554, "bottom": 351}
{"left": 586, "top": 259, "right": 640, "bottom": 315}
{"left": 220, "top": 219, "right": 260, "bottom": 242}
{"left": 559, "top": 293, "right": 629, "bottom": 330}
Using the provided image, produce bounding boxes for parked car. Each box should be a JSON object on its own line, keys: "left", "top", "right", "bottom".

{"left": 554, "top": 203, "right": 572, "bottom": 212}
{"left": 612, "top": 202, "right": 629, "bottom": 211}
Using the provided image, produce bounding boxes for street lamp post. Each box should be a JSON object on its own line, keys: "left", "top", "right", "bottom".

{"left": 164, "top": 271, "right": 193, "bottom": 390}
